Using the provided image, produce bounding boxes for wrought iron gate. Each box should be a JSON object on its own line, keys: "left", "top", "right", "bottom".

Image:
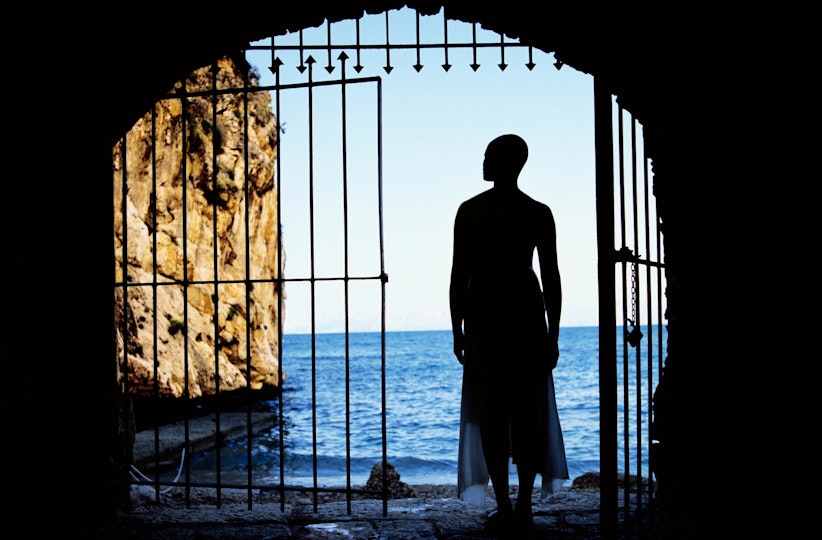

{"left": 114, "top": 53, "right": 389, "bottom": 511}
{"left": 595, "top": 82, "right": 667, "bottom": 538}
{"left": 113, "top": 7, "right": 667, "bottom": 537}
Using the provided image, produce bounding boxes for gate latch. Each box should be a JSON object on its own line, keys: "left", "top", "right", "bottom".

{"left": 625, "top": 319, "right": 643, "bottom": 348}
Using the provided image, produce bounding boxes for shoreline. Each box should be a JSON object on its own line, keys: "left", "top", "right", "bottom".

{"left": 130, "top": 477, "right": 609, "bottom": 512}
{"left": 129, "top": 471, "right": 631, "bottom": 511}
{"left": 132, "top": 412, "right": 636, "bottom": 497}
{"left": 114, "top": 478, "right": 616, "bottom": 540}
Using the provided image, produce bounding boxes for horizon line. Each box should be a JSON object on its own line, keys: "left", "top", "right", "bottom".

{"left": 283, "top": 323, "right": 667, "bottom": 336}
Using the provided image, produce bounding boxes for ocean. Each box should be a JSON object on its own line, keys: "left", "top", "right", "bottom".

{"left": 186, "top": 326, "right": 663, "bottom": 488}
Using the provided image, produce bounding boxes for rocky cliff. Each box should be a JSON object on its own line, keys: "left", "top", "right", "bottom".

{"left": 113, "top": 56, "right": 284, "bottom": 399}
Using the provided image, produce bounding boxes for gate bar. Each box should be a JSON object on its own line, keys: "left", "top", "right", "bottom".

{"left": 594, "top": 77, "right": 617, "bottom": 540}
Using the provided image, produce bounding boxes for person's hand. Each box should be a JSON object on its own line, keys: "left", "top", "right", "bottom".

{"left": 536, "top": 341, "right": 559, "bottom": 379}
{"left": 453, "top": 332, "right": 465, "bottom": 365}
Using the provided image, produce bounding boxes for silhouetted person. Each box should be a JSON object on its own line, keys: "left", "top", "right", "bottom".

{"left": 450, "top": 134, "right": 568, "bottom": 535}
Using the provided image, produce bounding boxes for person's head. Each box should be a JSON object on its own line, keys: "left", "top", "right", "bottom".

{"left": 482, "top": 134, "right": 528, "bottom": 184}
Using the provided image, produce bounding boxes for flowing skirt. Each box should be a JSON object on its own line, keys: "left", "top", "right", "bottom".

{"left": 457, "top": 359, "right": 569, "bottom": 504}
{"left": 456, "top": 268, "right": 568, "bottom": 502}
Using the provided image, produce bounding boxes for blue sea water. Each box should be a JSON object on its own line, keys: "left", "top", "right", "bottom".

{"left": 187, "top": 326, "right": 665, "bottom": 488}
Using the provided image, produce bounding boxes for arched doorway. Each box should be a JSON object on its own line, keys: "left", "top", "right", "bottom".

{"left": 112, "top": 6, "right": 665, "bottom": 538}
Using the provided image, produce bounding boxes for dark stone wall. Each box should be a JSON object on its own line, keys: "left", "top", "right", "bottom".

{"left": 19, "top": 2, "right": 796, "bottom": 538}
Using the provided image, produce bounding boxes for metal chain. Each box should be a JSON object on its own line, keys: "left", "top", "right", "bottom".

{"left": 626, "top": 256, "right": 643, "bottom": 348}
{"left": 631, "top": 260, "right": 637, "bottom": 326}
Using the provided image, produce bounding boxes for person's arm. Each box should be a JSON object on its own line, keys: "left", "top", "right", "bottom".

{"left": 537, "top": 205, "right": 562, "bottom": 369}
{"left": 450, "top": 204, "right": 469, "bottom": 364}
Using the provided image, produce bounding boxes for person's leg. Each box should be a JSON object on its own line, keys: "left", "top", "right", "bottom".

{"left": 480, "top": 410, "right": 513, "bottom": 516}
{"left": 486, "top": 451, "right": 512, "bottom": 515}
{"left": 515, "top": 465, "right": 536, "bottom": 524}
{"left": 510, "top": 385, "right": 542, "bottom": 528}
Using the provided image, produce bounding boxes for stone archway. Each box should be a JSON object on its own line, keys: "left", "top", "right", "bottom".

{"left": 109, "top": 5, "right": 668, "bottom": 536}
{"left": 76, "top": 2, "right": 733, "bottom": 537}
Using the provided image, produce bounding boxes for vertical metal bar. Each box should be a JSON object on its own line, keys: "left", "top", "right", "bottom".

{"left": 269, "top": 35, "right": 276, "bottom": 72}
{"left": 376, "top": 77, "right": 388, "bottom": 518}
{"left": 355, "top": 17, "right": 363, "bottom": 71}
{"left": 339, "top": 52, "right": 354, "bottom": 515}
{"left": 441, "top": 7, "right": 450, "bottom": 70}
{"left": 209, "top": 61, "right": 223, "bottom": 508}
{"left": 415, "top": 12, "right": 423, "bottom": 70}
{"left": 383, "top": 11, "right": 391, "bottom": 71}
{"left": 306, "top": 55, "right": 319, "bottom": 513}
{"left": 241, "top": 60, "right": 254, "bottom": 509}
{"left": 630, "top": 114, "right": 642, "bottom": 531}
{"left": 298, "top": 29, "right": 305, "bottom": 71}
{"left": 617, "top": 104, "right": 631, "bottom": 521}
{"left": 594, "top": 78, "right": 617, "bottom": 539}
{"left": 181, "top": 85, "right": 192, "bottom": 507}
{"left": 641, "top": 130, "right": 656, "bottom": 528}
{"left": 471, "top": 23, "right": 478, "bottom": 69}
{"left": 498, "top": 32, "right": 506, "bottom": 69}
{"left": 150, "top": 106, "right": 161, "bottom": 502}
{"left": 273, "top": 59, "right": 287, "bottom": 514}
{"left": 118, "top": 133, "right": 131, "bottom": 495}
{"left": 326, "top": 20, "right": 333, "bottom": 72}
{"left": 654, "top": 158, "right": 664, "bottom": 382}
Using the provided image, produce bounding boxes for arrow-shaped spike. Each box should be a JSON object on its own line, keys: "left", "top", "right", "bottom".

{"left": 354, "top": 17, "right": 363, "bottom": 74}
{"left": 383, "top": 11, "right": 392, "bottom": 74}
{"left": 442, "top": 9, "right": 450, "bottom": 73}
{"left": 269, "top": 35, "right": 277, "bottom": 74}
{"left": 338, "top": 51, "right": 348, "bottom": 78}
{"left": 268, "top": 57, "right": 283, "bottom": 75}
{"left": 325, "top": 20, "right": 334, "bottom": 73}
{"left": 526, "top": 46, "right": 536, "bottom": 71}
{"left": 297, "top": 29, "right": 306, "bottom": 73}
{"left": 414, "top": 11, "right": 423, "bottom": 73}
{"left": 470, "top": 23, "right": 479, "bottom": 72}
{"left": 498, "top": 33, "right": 507, "bottom": 72}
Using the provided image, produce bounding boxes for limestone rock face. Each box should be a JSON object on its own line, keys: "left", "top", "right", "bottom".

{"left": 113, "top": 56, "right": 285, "bottom": 399}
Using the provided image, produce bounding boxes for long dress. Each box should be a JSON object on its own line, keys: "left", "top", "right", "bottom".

{"left": 457, "top": 360, "right": 568, "bottom": 502}
{"left": 453, "top": 187, "right": 569, "bottom": 504}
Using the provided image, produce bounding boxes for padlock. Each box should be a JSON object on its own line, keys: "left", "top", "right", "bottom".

{"left": 626, "top": 319, "right": 643, "bottom": 348}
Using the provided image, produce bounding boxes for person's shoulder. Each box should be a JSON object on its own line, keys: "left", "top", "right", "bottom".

{"left": 522, "top": 194, "right": 556, "bottom": 225}
{"left": 473, "top": 187, "right": 496, "bottom": 200}
{"left": 521, "top": 191, "right": 552, "bottom": 211}
{"left": 459, "top": 189, "right": 493, "bottom": 208}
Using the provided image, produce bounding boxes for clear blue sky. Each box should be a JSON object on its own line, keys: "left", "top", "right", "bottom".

{"left": 245, "top": 7, "right": 602, "bottom": 334}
